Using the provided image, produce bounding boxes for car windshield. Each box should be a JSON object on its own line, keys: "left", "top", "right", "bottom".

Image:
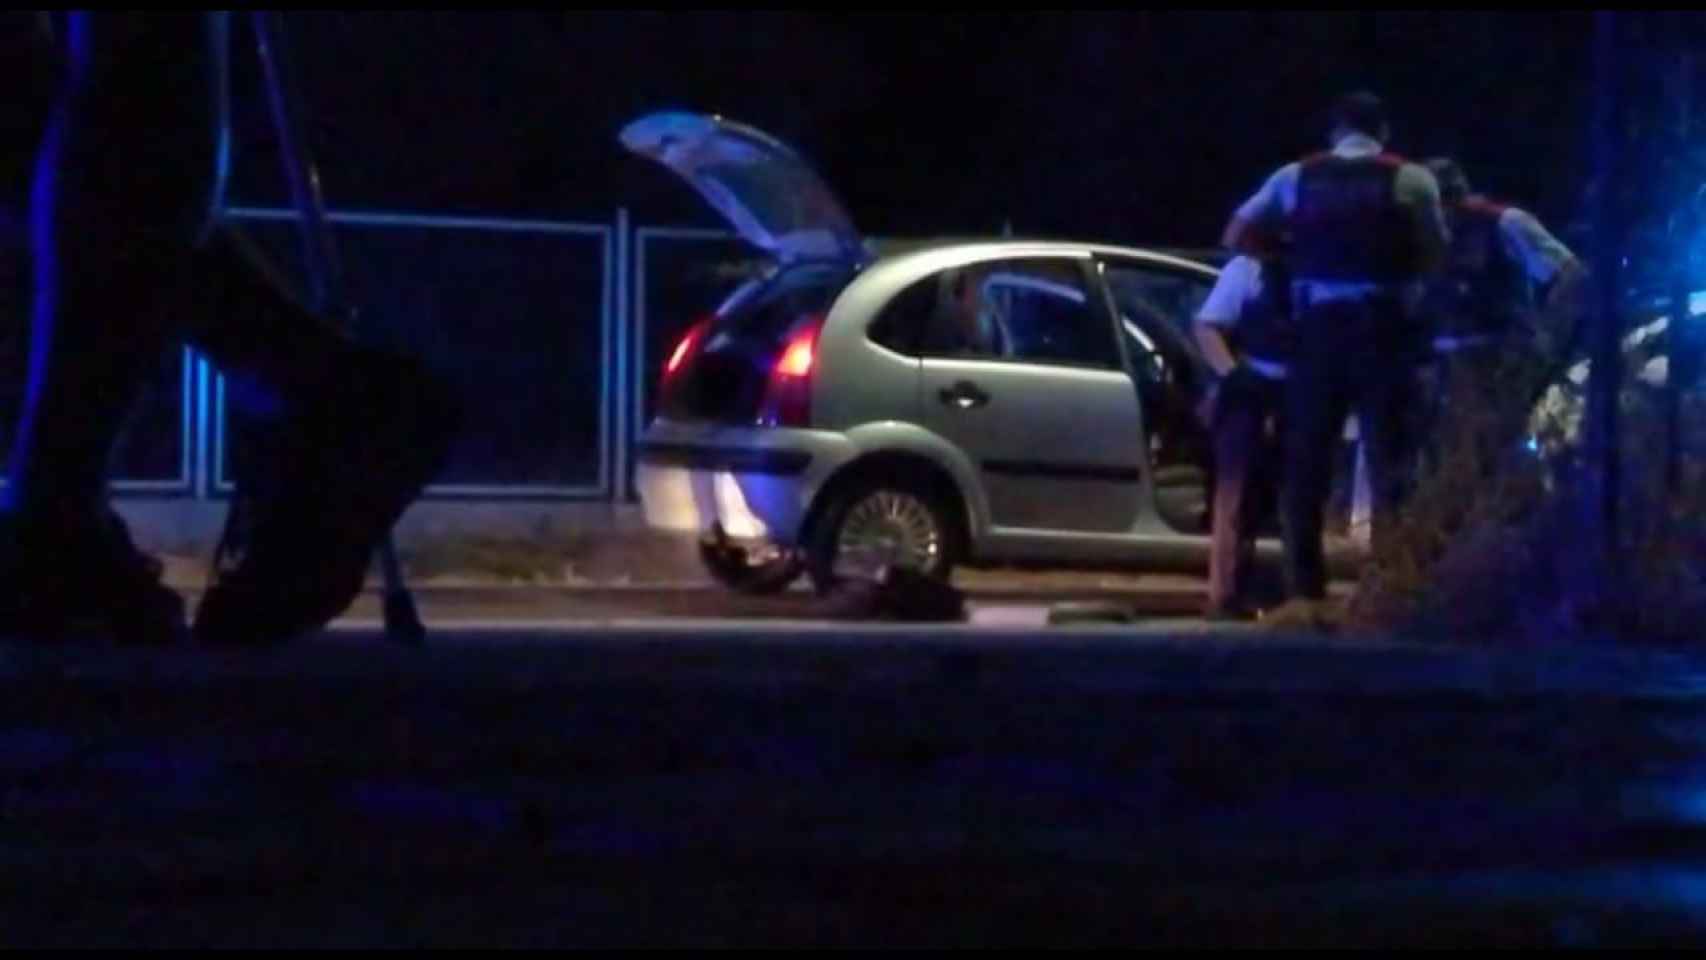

{"left": 714, "top": 261, "right": 859, "bottom": 343}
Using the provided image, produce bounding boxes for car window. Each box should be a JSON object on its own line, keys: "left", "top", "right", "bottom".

{"left": 1102, "top": 263, "right": 1213, "bottom": 384}
{"left": 867, "top": 273, "right": 934, "bottom": 356}
{"left": 1103, "top": 264, "right": 1212, "bottom": 341}
{"left": 714, "top": 261, "right": 855, "bottom": 342}
{"left": 658, "top": 261, "right": 857, "bottom": 425}
{"left": 918, "top": 258, "right": 1116, "bottom": 369}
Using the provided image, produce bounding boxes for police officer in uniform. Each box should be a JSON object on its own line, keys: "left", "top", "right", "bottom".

{"left": 0, "top": 13, "right": 458, "bottom": 647}
{"left": 1221, "top": 91, "right": 1450, "bottom": 626}
{"left": 1416, "top": 156, "right": 1583, "bottom": 463}
{"left": 1193, "top": 250, "right": 1294, "bottom": 620}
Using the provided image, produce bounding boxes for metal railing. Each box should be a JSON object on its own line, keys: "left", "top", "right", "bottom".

{"left": 210, "top": 206, "right": 618, "bottom": 500}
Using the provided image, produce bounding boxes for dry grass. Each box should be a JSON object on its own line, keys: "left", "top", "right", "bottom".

{"left": 397, "top": 534, "right": 582, "bottom": 584}
{"left": 394, "top": 519, "right": 703, "bottom": 586}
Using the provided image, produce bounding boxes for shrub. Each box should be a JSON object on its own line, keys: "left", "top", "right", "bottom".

{"left": 1346, "top": 329, "right": 1706, "bottom": 645}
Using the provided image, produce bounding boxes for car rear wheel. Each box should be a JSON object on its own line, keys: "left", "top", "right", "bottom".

{"left": 698, "top": 539, "right": 804, "bottom": 596}
{"left": 807, "top": 479, "right": 961, "bottom": 595}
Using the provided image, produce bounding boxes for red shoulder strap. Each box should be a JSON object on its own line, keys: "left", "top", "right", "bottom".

{"left": 1460, "top": 196, "right": 1510, "bottom": 219}
{"left": 1304, "top": 150, "right": 1404, "bottom": 168}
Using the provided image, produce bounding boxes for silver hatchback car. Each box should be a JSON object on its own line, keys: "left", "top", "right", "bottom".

{"left": 624, "top": 111, "right": 1262, "bottom": 595}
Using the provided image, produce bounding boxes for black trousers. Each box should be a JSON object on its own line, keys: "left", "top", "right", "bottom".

{"left": 1208, "top": 368, "right": 1286, "bottom": 609}
{"left": 1282, "top": 296, "right": 1422, "bottom": 599}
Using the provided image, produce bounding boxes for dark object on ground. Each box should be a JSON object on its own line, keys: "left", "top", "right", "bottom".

{"left": 194, "top": 345, "right": 459, "bottom": 649}
{"left": 698, "top": 539, "right": 804, "bottom": 595}
{"left": 817, "top": 567, "right": 966, "bottom": 622}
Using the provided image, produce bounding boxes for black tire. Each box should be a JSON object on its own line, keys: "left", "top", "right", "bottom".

{"left": 698, "top": 540, "right": 804, "bottom": 596}
{"left": 806, "top": 476, "right": 963, "bottom": 595}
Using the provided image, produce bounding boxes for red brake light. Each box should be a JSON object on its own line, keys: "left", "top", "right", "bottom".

{"left": 776, "top": 335, "right": 815, "bottom": 377}
{"left": 666, "top": 319, "right": 711, "bottom": 378}
{"left": 665, "top": 332, "right": 696, "bottom": 375}
{"left": 760, "top": 314, "right": 825, "bottom": 428}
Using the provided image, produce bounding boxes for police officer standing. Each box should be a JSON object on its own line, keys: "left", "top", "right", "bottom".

{"left": 1193, "top": 250, "right": 1294, "bottom": 620}
{"left": 1416, "top": 156, "right": 1584, "bottom": 458}
{"left": 1221, "top": 91, "right": 1450, "bottom": 627}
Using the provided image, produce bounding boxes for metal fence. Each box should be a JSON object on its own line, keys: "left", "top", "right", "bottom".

{"left": 117, "top": 347, "right": 199, "bottom": 495}
{"left": 211, "top": 206, "right": 619, "bottom": 500}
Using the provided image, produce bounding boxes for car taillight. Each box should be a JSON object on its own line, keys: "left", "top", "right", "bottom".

{"left": 665, "top": 317, "right": 712, "bottom": 379}
{"left": 776, "top": 336, "right": 814, "bottom": 377}
{"left": 759, "top": 314, "right": 824, "bottom": 428}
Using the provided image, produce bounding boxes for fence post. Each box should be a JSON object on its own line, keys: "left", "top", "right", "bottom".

{"left": 1581, "top": 9, "right": 1626, "bottom": 605}
{"left": 613, "top": 207, "right": 631, "bottom": 504}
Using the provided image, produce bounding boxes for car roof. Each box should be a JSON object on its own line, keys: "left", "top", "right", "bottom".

{"left": 860, "top": 236, "right": 1223, "bottom": 281}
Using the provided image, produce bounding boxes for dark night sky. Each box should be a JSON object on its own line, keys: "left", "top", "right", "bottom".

{"left": 232, "top": 11, "right": 1597, "bottom": 249}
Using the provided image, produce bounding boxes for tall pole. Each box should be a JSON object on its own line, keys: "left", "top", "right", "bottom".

{"left": 1583, "top": 9, "right": 1625, "bottom": 591}
{"left": 1665, "top": 42, "right": 1691, "bottom": 497}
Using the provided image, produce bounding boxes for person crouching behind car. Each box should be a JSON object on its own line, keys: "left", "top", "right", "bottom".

{"left": 1193, "top": 251, "right": 1296, "bottom": 620}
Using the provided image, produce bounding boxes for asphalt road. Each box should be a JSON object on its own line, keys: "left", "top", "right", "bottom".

{"left": 3, "top": 620, "right": 1706, "bottom": 947}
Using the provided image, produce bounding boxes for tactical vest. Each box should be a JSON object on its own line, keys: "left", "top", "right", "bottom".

{"left": 1420, "top": 197, "right": 1531, "bottom": 342}
{"left": 1289, "top": 152, "right": 1419, "bottom": 285}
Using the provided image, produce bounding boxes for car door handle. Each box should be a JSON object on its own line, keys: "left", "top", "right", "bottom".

{"left": 938, "top": 380, "right": 990, "bottom": 410}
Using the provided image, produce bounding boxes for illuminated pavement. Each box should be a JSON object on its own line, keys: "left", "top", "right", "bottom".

{"left": 4, "top": 609, "right": 1706, "bottom": 946}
